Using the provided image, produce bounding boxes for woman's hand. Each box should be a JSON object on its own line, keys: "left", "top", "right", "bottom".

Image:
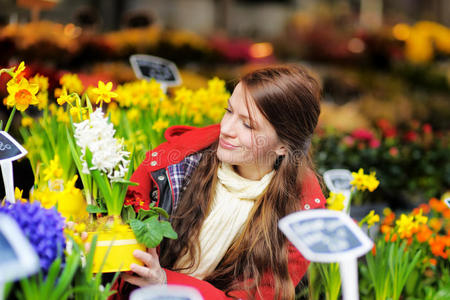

{"left": 120, "top": 248, "right": 166, "bottom": 287}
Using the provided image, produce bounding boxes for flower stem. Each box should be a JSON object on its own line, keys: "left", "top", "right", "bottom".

{"left": 4, "top": 106, "right": 17, "bottom": 133}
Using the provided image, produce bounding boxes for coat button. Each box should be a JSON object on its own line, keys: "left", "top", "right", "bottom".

{"left": 314, "top": 198, "right": 321, "bottom": 203}
{"left": 304, "top": 204, "right": 310, "bottom": 209}
{"left": 152, "top": 152, "right": 158, "bottom": 157}
{"left": 151, "top": 161, "right": 157, "bottom": 166}
{"left": 157, "top": 176, "right": 165, "bottom": 181}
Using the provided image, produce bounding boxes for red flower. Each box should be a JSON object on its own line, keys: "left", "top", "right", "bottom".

{"left": 369, "top": 138, "right": 380, "bottom": 148}
{"left": 404, "top": 131, "right": 418, "bottom": 142}
{"left": 376, "top": 119, "right": 391, "bottom": 130}
{"left": 389, "top": 147, "right": 399, "bottom": 157}
{"left": 422, "top": 123, "right": 432, "bottom": 134}
{"left": 383, "top": 127, "right": 397, "bottom": 138}
{"left": 351, "top": 129, "right": 374, "bottom": 141}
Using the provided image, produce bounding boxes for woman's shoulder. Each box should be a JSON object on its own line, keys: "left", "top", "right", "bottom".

{"left": 299, "top": 170, "right": 326, "bottom": 210}
{"left": 143, "top": 124, "right": 220, "bottom": 171}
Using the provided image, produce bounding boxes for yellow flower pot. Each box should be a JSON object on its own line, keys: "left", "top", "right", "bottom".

{"left": 87, "top": 228, "right": 145, "bottom": 273}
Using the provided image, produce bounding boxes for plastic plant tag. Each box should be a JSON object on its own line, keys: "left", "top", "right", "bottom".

{"left": 129, "top": 54, "right": 181, "bottom": 92}
{"left": 323, "top": 169, "right": 353, "bottom": 211}
{"left": 0, "top": 214, "right": 39, "bottom": 283}
{"left": 130, "top": 284, "right": 203, "bottom": 300}
{"left": 445, "top": 198, "right": 450, "bottom": 208}
{"left": 0, "top": 131, "right": 27, "bottom": 203}
{"left": 279, "top": 209, "right": 373, "bottom": 300}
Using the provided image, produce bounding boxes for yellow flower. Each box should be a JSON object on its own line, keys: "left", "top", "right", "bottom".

{"left": 92, "top": 81, "right": 118, "bottom": 105}
{"left": 21, "top": 116, "right": 33, "bottom": 127}
{"left": 30, "top": 74, "right": 49, "bottom": 91}
{"left": 366, "top": 210, "right": 380, "bottom": 228}
{"left": 70, "top": 106, "right": 81, "bottom": 122}
{"left": 326, "top": 192, "right": 345, "bottom": 211}
{"left": 42, "top": 155, "right": 63, "bottom": 181}
{"left": 60, "top": 73, "right": 84, "bottom": 94}
{"left": 36, "top": 91, "right": 48, "bottom": 110}
{"left": 351, "top": 168, "right": 366, "bottom": 191}
{"left": 152, "top": 118, "right": 169, "bottom": 133}
{"left": 7, "top": 61, "right": 25, "bottom": 83}
{"left": 126, "top": 108, "right": 141, "bottom": 121}
{"left": 396, "top": 214, "right": 415, "bottom": 239}
{"left": 57, "top": 176, "right": 88, "bottom": 221}
{"left": 174, "top": 87, "right": 193, "bottom": 104}
{"left": 365, "top": 172, "right": 380, "bottom": 192}
{"left": 56, "top": 106, "right": 70, "bottom": 123}
{"left": 14, "top": 187, "right": 27, "bottom": 203}
{"left": 56, "top": 87, "right": 75, "bottom": 105}
{"left": 6, "top": 78, "right": 39, "bottom": 111}
{"left": 414, "top": 209, "right": 428, "bottom": 225}
{"left": 207, "top": 77, "right": 227, "bottom": 94}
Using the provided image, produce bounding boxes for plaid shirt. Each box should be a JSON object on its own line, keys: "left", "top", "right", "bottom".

{"left": 167, "top": 152, "right": 203, "bottom": 211}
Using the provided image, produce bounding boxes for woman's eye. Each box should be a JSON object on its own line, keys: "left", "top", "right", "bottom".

{"left": 224, "top": 107, "right": 232, "bottom": 114}
{"left": 243, "top": 122, "right": 252, "bottom": 129}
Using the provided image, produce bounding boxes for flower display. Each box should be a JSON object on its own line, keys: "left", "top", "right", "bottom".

{"left": 0, "top": 202, "right": 66, "bottom": 272}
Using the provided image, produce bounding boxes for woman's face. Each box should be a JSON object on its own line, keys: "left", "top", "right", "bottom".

{"left": 217, "top": 82, "right": 286, "bottom": 180}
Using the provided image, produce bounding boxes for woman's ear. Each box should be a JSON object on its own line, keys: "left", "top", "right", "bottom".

{"left": 275, "top": 145, "right": 287, "bottom": 156}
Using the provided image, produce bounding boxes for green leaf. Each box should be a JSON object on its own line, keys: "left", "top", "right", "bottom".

{"left": 86, "top": 204, "right": 107, "bottom": 213}
{"left": 122, "top": 205, "right": 136, "bottom": 223}
{"left": 137, "top": 208, "right": 158, "bottom": 220}
{"left": 130, "top": 217, "right": 177, "bottom": 249}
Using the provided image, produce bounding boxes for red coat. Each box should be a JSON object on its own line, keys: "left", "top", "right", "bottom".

{"left": 116, "top": 124, "right": 326, "bottom": 299}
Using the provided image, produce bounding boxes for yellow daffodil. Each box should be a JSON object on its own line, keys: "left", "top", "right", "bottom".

{"left": 414, "top": 209, "right": 428, "bottom": 225}
{"left": 126, "top": 108, "right": 141, "bottom": 121}
{"left": 208, "top": 77, "right": 227, "bottom": 94}
{"left": 56, "top": 106, "right": 70, "bottom": 123}
{"left": 43, "top": 155, "right": 63, "bottom": 181}
{"left": 365, "top": 171, "right": 380, "bottom": 192}
{"left": 351, "top": 168, "right": 366, "bottom": 191}
{"left": 36, "top": 91, "right": 48, "bottom": 110}
{"left": 21, "top": 116, "right": 33, "bottom": 127}
{"left": 367, "top": 210, "right": 380, "bottom": 228}
{"left": 56, "top": 87, "right": 75, "bottom": 105}
{"left": 396, "top": 214, "right": 415, "bottom": 239}
{"left": 6, "top": 78, "right": 39, "bottom": 111}
{"left": 30, "top": 74, "right": 49, "bottom": 91}
{"left": 60, "top": 73, "right": 84, "bottom": 94}
{"left": 92, "top": 81, "right": 118, "bottom": 105}
{"left": 6, "top": 61, "right": 26, "bottom": 83}
{"left": 326, "top": 192, "right": 345, "bottom": 211}
{"left": 152, "top": 118, "right": 169, "bottom": 133}
{"left": 174, "top": 87, "right": 193, "bottom": 104}
{"left": 14, "top": 187, "right": 27, "bottom": 203}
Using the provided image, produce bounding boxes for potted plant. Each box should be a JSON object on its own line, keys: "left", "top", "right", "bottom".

{"left": 66, "top": 81, "right": 177, "bottom": 273}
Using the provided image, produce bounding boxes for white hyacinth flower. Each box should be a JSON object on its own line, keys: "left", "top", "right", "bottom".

{"left": 74, "top": 109, "right": 130, "bottom": 182}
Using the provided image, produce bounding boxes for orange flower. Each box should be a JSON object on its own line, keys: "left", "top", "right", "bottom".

{"left": 429, "top": 235, "right": 449, "bottom": 259}
{"left": 418, "top": 203, "right": 431, "bottom": 214}
{"left": 371, "top": 245, "right": 377, "bottom": 256}
{"left": 385, "top": 231, "right": 398, "bottom": 243}
{"left": 443, "top": 209, "right": 450, "bottom": 219}
{"left": 416, "top": 225, "right": 433, "bottom": 243}
{"left": 381, "top": 224, "right": 392, "bottom": 234}
{"left": 383, "top": 211, "right": 396, "bottom": 226}
{"left": 429, "top": 258, "right": 437, "bottom": 266}
{"left": 429, "top": 198, "right": 447, "bottom": 213}
{"left": 429, "top": 218, "right": 442, "bottom": 232}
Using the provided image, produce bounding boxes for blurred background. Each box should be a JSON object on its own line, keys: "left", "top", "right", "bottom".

{"left": 0, "top": 0, "right": 449, "bottom": 209}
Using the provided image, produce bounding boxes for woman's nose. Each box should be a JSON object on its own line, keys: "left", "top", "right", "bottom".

{"left": 220, "top": 114, "right": 236, "bottom": 137}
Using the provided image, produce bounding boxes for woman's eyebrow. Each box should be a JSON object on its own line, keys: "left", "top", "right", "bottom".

{"left": 228, "top": 99, "right": 251, "bottom": 120}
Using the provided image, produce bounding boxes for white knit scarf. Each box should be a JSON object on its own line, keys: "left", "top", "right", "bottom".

{"left": 174, "top": 162, "right": 275, "bottom": 279}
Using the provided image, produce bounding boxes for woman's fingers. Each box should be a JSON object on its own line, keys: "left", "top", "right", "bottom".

{"left": 133, "top": 249, "right": 154, "bottom": 266}
{"left": 130, "top": 263, "right": 153, "bottom": 279}
{"left": 121, "top": 273, "right": 148, "bottom": 288}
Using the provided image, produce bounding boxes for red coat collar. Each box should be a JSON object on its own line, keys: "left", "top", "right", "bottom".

{"left": 144, "top": 124, "right": 220, "bottom": 171}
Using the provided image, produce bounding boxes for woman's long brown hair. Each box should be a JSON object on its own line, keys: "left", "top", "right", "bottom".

{"left": 159, "top": 65, "right": 321, "bottom": 299}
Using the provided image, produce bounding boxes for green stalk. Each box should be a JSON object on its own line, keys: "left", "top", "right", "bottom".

{"left": 4, "top": 106, "right": 16, "bottom": 133}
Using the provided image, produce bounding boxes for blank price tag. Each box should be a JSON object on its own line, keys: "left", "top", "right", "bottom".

{"left": 130, "top": 54, "right": 181, "bottom": 88}
{"left": 0, "top": 214, "right": 40, "bottom": 283}
{"left": 130, "top": 285, "right": 203, "bottom": 300}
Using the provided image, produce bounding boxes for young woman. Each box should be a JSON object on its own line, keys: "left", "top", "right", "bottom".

{"left": 116, "top": 65, "right": 325, "bottom": 300}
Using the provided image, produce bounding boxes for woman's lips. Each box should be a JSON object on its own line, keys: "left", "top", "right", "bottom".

{"left": 219, "top": 138, "right": 239, "bottom": 150}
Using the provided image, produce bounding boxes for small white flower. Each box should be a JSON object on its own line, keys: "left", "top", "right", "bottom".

{"left": 74, "top": 109, "right": 130, "bottom": 180}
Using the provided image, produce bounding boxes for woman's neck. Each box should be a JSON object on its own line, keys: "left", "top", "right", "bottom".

{"left": 233, "top": 163, "right": 273, "bottom": 181}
